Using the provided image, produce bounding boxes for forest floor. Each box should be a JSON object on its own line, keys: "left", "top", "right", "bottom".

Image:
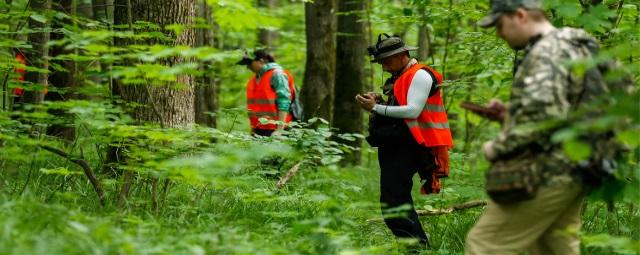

{"left": 1, "top": 141, "right": 637, "bottom": 255}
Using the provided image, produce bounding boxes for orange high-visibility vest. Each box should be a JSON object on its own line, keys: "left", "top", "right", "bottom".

{"left": 12, "top": 52, "right": 48, "bottom": 96}
{"left": 246, "top": 69, "right": 295, "bottom": 130}
{"left": 393, "top": 63, "right": 453, "bottom": 147}
{"left": 14, "top": 53, "right": 26, "bottom": 96}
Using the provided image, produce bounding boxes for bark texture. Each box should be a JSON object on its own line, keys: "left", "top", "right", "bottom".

{"left": 333, "top": 0, "right": 366, "bottom": 164}
{"left": 301, "top": 0, "right": 336, "bottom": 122}
{"left": 194, "top": 0, "right": 218, "bottom": 127}
{"left": 22, "top": 0, "right": 51, "bottom": 105}
{"left": 113, "top": 0, "right": 196, "bottom": 128}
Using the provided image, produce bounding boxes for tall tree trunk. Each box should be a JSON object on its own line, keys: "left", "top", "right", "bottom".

{"left": 417, "top": 25, "right": 431, "bottom": 62}
{"left": 113, "top": 0, "right": 196, "bottom": 128}
{"left": 76, "top": 0, "right": 93, "bottom": 18}
{"left": 301, "top": 0, "right": 336, "bottom": 122}
{"left": 92, "top": 0, "right": 113, "bottom": 22}
{"left": 363, "top": 0, "right": 373, "bottom": 93}
{"left": 194, "top": 0, "right": 218, "bottom": 128}
{"left": 48, "top": 0, "right": 78, "bottom": 95}
{"left": 441, "top": 0, "right": 454, "bottom": 106}
{"left": 257, "top": 0, "right": 278, "bottom": 48}
{"left": 22, "top": 0, "right": 51, "bottom": 105}
{"left": 90, "top": 0, "right": 112, "bottom": 87}
{"left": 46, "top": 0, "right": 80, "bottom": 141}
{"left": 112, "top": 0, "right": 196, "bottom": 207}
{"left": 416, "top": 4, "right": 431, "bottom": 63}
{"left": 97, "top": 0, "right": 120, "bottom": 175}
{"left": 333, "top": 0, "right": 366, "bottom": 165}
{"left": 2, "top": 1, "right": 15, "bottom": 111}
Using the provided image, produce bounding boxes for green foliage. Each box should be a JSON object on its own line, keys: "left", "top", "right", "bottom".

{"left": 583, "top": 233, "right": 640, "bottom": 255}
{"left": 208, "top": 0, "right": 282, "bottom": 32}
{"left": 0, "top": 0, "right": 637, "bottom": 254}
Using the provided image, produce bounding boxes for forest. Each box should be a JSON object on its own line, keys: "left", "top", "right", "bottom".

{"left": 0, "top": 0, "right": 638, "bottom": 254}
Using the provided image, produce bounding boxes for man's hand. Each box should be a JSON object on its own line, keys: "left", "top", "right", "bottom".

{"left": 486, "top": 99, "right": 506, "bottom": 122}
{"left": 276, "top": 110, "right": 289, "bottom": 133}
{"left": 365, "top": 92, "right": 382, "bottom": 102}
{"left": 355, "top": 93, "right": 377, "bottom": 112}
{"left": 483, "top": 141, "right": 497, "bottom": 161}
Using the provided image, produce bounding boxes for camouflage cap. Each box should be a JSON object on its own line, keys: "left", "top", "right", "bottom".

{"left": 479, "top": 0, "right": 543, "bottom": 28}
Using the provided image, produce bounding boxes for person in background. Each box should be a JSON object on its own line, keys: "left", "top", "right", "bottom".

{"left": 9, "top": 50, "right": 48, "bottom": 110}
{"left": 237, "top": 49, "right": 295, "bottom": 136}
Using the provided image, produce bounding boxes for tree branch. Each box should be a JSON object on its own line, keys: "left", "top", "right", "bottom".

{"left": 40, "top": 144, "right": 106, "bottom": 206}
{"left": 276, "top": 162, "right": 302, "bottom": 189}
{"left": 416, "top": 200, "right": 487, "bottom": 216}
{"left": 366, "top": 200, "right": 487, "bottom": 223}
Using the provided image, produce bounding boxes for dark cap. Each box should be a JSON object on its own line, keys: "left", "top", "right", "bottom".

{"left": 478, "top": 0, "right": 543, "bottom": 28}
{"left": 236, "top": 49, "right": 275, "bottom": 65}
{"left": 236, "top": 52, "right": 253, "bottom": 66}
{"left": 367, "top": 33, "right": 417, "bottom": 63}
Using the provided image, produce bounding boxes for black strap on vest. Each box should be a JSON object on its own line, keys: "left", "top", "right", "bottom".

{"left": 383, "top": 67, "right": 441, "bottom": 100}
{"left": 423, "top": 68, "right": 440, "bottom": 98}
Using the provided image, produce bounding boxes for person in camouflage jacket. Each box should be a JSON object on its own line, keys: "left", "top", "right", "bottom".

{"left": 465, "top": 0, "right": 598, "bottom": 254}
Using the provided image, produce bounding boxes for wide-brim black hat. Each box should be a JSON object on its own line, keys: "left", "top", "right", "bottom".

{"left": 369, "top": 34, "right": 418, "bottom": 63}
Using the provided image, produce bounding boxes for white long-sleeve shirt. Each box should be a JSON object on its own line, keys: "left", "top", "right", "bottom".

{"left": 372, "top": 69, "right": 433, "bottom": 119}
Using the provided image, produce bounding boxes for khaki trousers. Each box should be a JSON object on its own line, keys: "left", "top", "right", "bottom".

{"left": 465, "top": 182, "right": 584, "bottom": 255}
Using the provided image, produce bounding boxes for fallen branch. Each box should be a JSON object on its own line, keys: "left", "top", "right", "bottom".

{"left": 366, "top": 200, "right": 487, "bottom": 223}
{"left": 276, "top": 162, "right": 302, "bottom": 189}
{"left": 40, "top": 145, "right": 106, "bottom": 206}
{"left": 417, "top": 200, "right": 487, "bottom": 216}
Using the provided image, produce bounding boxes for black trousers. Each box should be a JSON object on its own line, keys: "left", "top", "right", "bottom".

{"left": 378, "top": 142, "right": 435, "bottom": 246}
{"left": 252, "top": 128, "right": 274, "bottom": 137}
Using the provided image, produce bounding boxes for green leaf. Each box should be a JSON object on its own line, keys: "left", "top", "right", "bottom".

{"left": 40, "top": 167, "right": 82, "bottom": 176}
{"left": 403, "top": 8, "right": 413, "bottom": 16}
{"left": 30, "top": 14, "right": 47, "bottom": 23}
{"left": 551, "top": 128, "right": 578, "bottom": 143}
{"left": 583, "top": 233, "right": 640, "bottom": 254}
{"left": 616, "top": 129, "right": 640, "bottom": 148}
{"left": 555, "top": 4, "right": 581, "bottom": 19}
{"left": 562, "top": 140, "right": 592, "bottom": 161}
{"left": 577, "top": 5, "right": 616, "bottom": 33}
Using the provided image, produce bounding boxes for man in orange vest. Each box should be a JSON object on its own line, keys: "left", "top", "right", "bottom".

{"left": 13, "top": 52, "right": 26, "bottom": 96}
{"left": 10, "top": 51, "right": 47, "bottom": 110}
{"left": 237, "top": 50, "right": 296, "bottom": 136}
{"left": 9, "top": 52, "right": 27, "bottom": 110}
{"left": 356, "top": 34, "right": 454, "bottom": 248}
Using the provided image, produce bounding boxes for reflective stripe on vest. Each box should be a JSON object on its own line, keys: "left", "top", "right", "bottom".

{"left": 248, "top": 111, "right": 279, "bottom": 118}
{"left": 393, "top": 63, "right": 454, "bottom": 147}
{"left": 247, "top": 99, "right": 277, "bottom": 105}
{"left": 423, "top": 103, "right": 446, "bottom": 113}
{"left": 406, "top": 120, "right": 450, "bottom": 129}
{"left": 246, "top": 69, "right": 295, "bottom": 130}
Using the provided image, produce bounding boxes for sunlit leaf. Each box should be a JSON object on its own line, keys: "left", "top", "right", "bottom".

{"left": 563, "top": 139, "right": 592, "bottom": 161}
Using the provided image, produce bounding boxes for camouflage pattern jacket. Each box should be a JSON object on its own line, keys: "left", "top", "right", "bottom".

{"left": 490, "top": 27, "right": 599, "bottom": 186}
